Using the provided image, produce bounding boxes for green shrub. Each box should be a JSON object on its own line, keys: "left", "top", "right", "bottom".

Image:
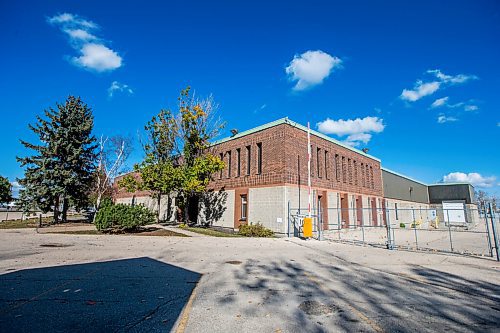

{"left": 399, "top": 223, "right": 406, "bottom": 228}
{"left": 94, "top": 203, "right": 156, "bottom": 232}
{"left": 238, "top": 223, "right": 274, "bottom": 237}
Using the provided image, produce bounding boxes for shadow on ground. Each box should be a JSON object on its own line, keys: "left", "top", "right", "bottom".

{"left": 224, "top": 257, "right": 500, "bottom": 332}
{"left": 0, "top": 257, "right": 200, "bottom": 332}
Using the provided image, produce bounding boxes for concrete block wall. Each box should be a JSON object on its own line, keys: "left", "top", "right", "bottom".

{"left": 115, "top": 195, "right": 176, "bottom": 221}
{"left": 199, "top": 190, "right": 235, "bottom": 229}
{"left": 249, "top": 186, "right": 287, "bottom": 234}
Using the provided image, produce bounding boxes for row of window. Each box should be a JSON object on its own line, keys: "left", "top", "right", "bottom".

{"left": 313, "top": 147, "right": 376, "bottom": 189}
{"left": 219, "top": 142, "right": 262, "bottom": 179}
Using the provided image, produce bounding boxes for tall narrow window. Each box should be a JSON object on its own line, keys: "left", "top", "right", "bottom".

{"left": 361, "top": 163, "right": 365, "bottom": 187}
{"left": 335, "top": 154, "right": 340, "bottom": 181}
{"left": 370, "top": 166, "right": 374, "bottom": 189}
{"left": 236, "top": 148, "right": 241, "bottom": 177}
{"left": 246, "top": 145, "right": 251, "bottom": 175}
{"left": 353, "top": 161, "right": 358, "bottom": 186}
{"left": 240, "top": 195, "right": 248, "bottom": 220}
{"left": 342, "top": 156, "right": 346, "bottom": 183}
{"left": 219, "top": 153, "right": 223, "bottom": 179}
{"left": 324, "top": 151, "right": 329, "bottom": 180}
{"left": 227, "top": 150, "right": 232, "bottom": 178}
{"left": 317, "top": 147, "right": 321, "bottom": 177}
{"left": 395, "top": 202, "right": 399, "bottom": 220}
{"left": 366, "top": 164, "right": 370, "bottom": 188}
{"left": 348, "top": 158, "right": 352, "bottom": 185}
{"left": 257, "top": 142, "right": 262, "bottom": 174}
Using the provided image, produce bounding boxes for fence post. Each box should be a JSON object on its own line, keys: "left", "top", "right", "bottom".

{"left": 445, "top": 209, "right": 454, "bottom": 252}
{"left": 386, "top": 203, "right": 394, "bottom": 250}
{"left": 483, "top": 203, "right": 493, "bottom": 257}
{"left": 38, "top": 214, "right": 42, "bottom": 228}
{"left": 361, "top": 209, "right": 365, "bottom": 246}
{"left": 488, "top": 203, "right": 500, "bottom": 261}
{"left": 287, "top": 200, "right": 291, "bottom": 238}
{"left": 412, "top": 208, "right": 418, "bottom": 250}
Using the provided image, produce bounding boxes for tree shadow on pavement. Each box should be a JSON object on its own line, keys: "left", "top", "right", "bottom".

{"left": 226, "top": 257, "right": 500, "bottom": 332}
{"left": 0, "top": 257, "right": 200, "bottom": 332}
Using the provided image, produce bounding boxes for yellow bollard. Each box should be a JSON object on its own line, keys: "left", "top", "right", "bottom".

{"left": 303, "top": 217, "right": 313, "bottom": 238}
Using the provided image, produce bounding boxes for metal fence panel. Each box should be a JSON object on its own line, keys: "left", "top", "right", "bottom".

{"left": 289, "top": 204, "right": 499, "bottom": 260}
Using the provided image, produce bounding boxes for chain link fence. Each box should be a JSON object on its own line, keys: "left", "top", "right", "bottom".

{"left": 289, "top": 203, "right": 499, "bottom": 260}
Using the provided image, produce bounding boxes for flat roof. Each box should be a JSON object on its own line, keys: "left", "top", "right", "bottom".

{"left": 381, "top": 167, "right": 473, "bottom": 188}
{"left": 428, "top": 182, "right": 473, "bottom": 187}
{"left": 212, "top": 117, "right": 380, "bottom": 162}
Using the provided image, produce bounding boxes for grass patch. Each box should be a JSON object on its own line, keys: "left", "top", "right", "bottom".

{"left": 46, "top": 230, "right": 102, "bottom": 235}
{"left": 179, "top": 225, "right": 241, "bottom": 237}
{"left": 0, "top": 219, "right": 42, "bottom": 229}
{"left": 0, "top": 215, "right": 87, "bottom": 229}
{"left": 47, "top": 227, "right": 189, "bottom": 237}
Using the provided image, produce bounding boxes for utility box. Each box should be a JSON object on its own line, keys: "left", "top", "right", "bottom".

{"left": 303, "top": 217, "right": 313, "bottom": 238}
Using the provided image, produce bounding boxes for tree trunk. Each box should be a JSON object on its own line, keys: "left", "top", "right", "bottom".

{"left": 62, "top": 197, "right": 68, "bottom": 223}
{"left": 166, "top": 196, "right": 172, "bottom": 221}
{"left": 157, "top": 194, "right": 162, "bottom": 223}
{"left": 53, "top": 196, "right": 59, "bottom": 224}
{"left": 184, "top": 194, "right": 190, "bottom": 225}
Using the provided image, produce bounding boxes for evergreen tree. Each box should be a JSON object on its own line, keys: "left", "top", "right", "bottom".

{"left": 17, "top": 96, "right": 97, "bottom": 222}
{"left": 0, "top": 176, "right": 12, "bottom": 204}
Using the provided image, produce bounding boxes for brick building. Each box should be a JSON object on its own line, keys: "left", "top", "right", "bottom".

{"left": 115, "top": 117, "right": 477, "bottom": 233}
{"left": 202, "top": 117, "right": 384, "bottom": 234}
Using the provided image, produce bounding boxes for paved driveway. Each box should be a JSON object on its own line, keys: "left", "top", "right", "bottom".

{"left": 0, "top": 229, "right": 499, "bottom": 332}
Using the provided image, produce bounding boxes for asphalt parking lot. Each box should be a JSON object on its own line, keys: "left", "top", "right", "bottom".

{"left": 0, "top": 228, "right": 499, "bottom": 332}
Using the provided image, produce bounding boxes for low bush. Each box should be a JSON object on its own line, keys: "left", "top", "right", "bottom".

{"left": 94, "top": 203, "right": 156, "bottom": 232}
{"left": 238, "top": 223, "right": 274, "bottom": 237}
{"left": 399, "top": 223, "right": 406, "bottom": 228}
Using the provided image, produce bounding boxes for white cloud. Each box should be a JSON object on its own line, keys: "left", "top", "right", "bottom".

{"left": 401, "top": 69, "right": 478, "bottom": 102}
{"left": 317, "top": 116, "right": 384, "bottom": 146}
{"left": 437, "top": 114, "right": 458, "bottom": 123}
{"left": 401, "top": 81, "right": 440, "bottom": 102}
{"left": 108, "top": 81, "right": 134, "bottom": 97}
{"left": 73, "top": 43, "right": 122, "bottom": 72}
{"left": 431, "top": 97, "right": 478, "bottom": 109}
{"left": 430, "top": 96, "right": 449, "bottom": 108}
{"left": 427, "top": 69, "right": 478, "bottom": 84}
{"left": 443, "top": 172, "right": 497, "bottom": 188}
{"left": 48, "top": 13, "right": 76, "bottom": 25}
{"left": 286, "top": 50, "right": 342, "bottom": 91}
{"left": 64, "top": 28, "right": 97, "bottom": 41}
{"left": 48, "top": 13, "right": 97, "bottom": 30}
{"left": 317, "top": 116, "right": 385, "bottom": 136}
{"left": 344, "top": 133, "right": 372, "bottom": 147}
{"left": 48, "top": 13, "right": 122, "bottom": 72}
{"left": 10, "top": 181, "right": 22, "bottom": 198}
{"left": 464, "top": 105, "right": 478, "bottom": 112}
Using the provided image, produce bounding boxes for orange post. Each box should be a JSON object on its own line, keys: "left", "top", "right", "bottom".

{"left": 303, "top": 217, "right": 313, "bottom": 238}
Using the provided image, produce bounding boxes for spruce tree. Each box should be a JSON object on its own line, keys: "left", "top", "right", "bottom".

{"left": 17, "top": 96, "right": 97, "bottom": 222}
{"left": 0, "top": 176, "right": 12, "bottom": 204}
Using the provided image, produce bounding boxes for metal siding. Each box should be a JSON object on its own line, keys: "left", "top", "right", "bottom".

{"left": 382, "top": 170, "right": 429, "bottom": 204}
{"left": 428, "top": 184, "right": 474, "bottom": 204}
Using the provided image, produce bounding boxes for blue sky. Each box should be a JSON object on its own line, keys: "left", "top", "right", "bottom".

{"left": 1, "top": 0, "right": 499, "bottom": 196}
